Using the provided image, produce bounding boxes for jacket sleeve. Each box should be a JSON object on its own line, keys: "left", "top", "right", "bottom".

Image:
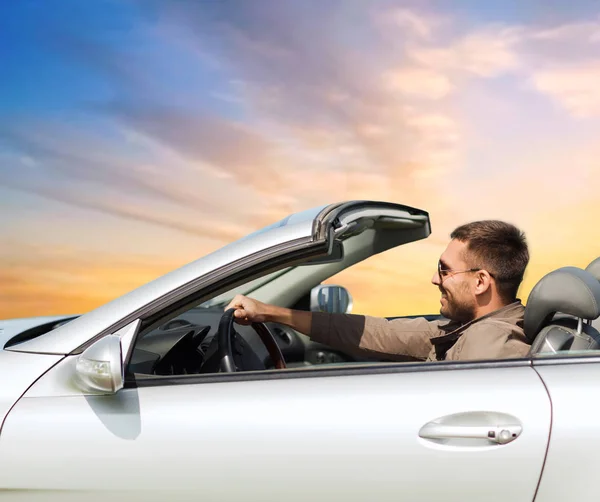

{"left": 448, "top": 322, "right": 531, "bottom": 361}
{"left": 309, "top": 312, "right": 441, "bottom": 361}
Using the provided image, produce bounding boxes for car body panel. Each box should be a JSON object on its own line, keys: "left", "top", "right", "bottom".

{"left": 0, "top": 351, "right": 63, "bottom": 431}
{"left": 5, "top": 201, "right": 429, "bottom": 356}
{"left": 0, "top": 362, "right": 549, "bottom": 502}
{"left": 532, "top": 360, "right": 600, "bottom": 502}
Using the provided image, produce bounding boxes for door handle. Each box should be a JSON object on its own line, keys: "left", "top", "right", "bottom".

{"left": 419, "top": 422, "right": 522, "bottom": 445}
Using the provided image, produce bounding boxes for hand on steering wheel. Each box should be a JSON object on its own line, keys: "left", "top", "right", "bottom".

{"left": 218, "top": 308, "right": 287, "bottom": 372}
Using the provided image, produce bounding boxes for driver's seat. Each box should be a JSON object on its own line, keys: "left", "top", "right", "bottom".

{"left": 525, "top": 266, "right": 600, "bottom": 355}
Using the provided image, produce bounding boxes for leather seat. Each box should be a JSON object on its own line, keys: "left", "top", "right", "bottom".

{"left": 525, "top": 267, "right": 600, "bottom": 355}
{"left": 586, "top": 257, "right": 600, "bottom": 281}
{"left": 585, "top": 257, "right": 600, "bottom": 331}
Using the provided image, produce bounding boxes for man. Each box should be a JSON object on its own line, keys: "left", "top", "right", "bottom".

{"left": 225, "top": 220, "right": 532, "bottom": 362}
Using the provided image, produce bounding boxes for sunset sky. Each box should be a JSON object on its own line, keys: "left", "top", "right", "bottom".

{"left": 2, "top": 0, "right": 599, "bottom": 319}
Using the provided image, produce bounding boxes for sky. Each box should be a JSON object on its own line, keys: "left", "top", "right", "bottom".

{"left": 1, "top": 0, "right": 600, "bottom": 319}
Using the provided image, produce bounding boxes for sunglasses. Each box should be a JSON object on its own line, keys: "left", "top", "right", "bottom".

{"left": 437, "top": 261, "right": 493, "bottom": 280}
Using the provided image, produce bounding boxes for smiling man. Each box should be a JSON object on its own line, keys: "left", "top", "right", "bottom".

{"left": 226, "top": 220, "right": 532, "bottom": 362}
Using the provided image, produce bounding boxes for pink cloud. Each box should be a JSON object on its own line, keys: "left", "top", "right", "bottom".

{"left": 530, "top": 62, "right": 600, "bottom": 118}
{"left": 385, "top": 67, "right": 453, "bottom": 99}
{"left": 406, "top": 25, "right": 522, "bottom": 77}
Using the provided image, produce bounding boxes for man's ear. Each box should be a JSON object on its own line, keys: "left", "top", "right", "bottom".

{"left": 473, "top": 270, "right": 493, "bottom": 296}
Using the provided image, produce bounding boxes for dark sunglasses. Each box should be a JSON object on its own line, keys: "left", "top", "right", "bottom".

{"left": 437, "top": 261, "right": 493, "bottom": 280}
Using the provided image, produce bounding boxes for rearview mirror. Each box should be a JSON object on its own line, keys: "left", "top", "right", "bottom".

{"left": 74, "top": 334, "right": 124, "bottom": 394}
{"left": 310, "top": 284, "right": 353, "bottom": 314}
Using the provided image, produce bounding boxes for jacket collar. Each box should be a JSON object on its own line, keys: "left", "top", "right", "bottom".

{"left": 430, "top": 300, "right": 524, "bottom": 344}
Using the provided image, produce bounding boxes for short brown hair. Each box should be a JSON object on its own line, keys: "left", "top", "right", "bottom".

{"left": 451, "top": 220, "right": 529, "bottom": 302}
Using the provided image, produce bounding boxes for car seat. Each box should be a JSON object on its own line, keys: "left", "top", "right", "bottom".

{"left": 585, "top": 257, "right": 600, "bottom": 331}
{"left": 525, "top": 266, "right": 600, "bottom": 355}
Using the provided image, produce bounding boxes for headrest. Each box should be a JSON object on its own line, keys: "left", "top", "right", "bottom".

{"left": 586, "top": 257, "right": 600, "bottom": 282}
{"left": 524, "top": 266, "right": 600, "bottom": 342}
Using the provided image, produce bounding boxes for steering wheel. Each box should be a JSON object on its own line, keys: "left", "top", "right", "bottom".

{"left": 218, "top": 308, "right": 287, "bottom": 372}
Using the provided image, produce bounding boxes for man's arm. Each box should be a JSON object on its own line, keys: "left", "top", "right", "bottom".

{"left": 311, "top": 311, "right": 436, "bottom": 361}
{"left": 225, "top": 295, "right": 438, "bottom": 361}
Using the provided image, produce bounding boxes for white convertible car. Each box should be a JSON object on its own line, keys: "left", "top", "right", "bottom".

{"left": 1, "top": 200, "right": 600, "bottom": 502}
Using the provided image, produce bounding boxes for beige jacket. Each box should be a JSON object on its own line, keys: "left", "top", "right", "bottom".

{"left": 309, "top": 302, "right": 530, "bottom": 362}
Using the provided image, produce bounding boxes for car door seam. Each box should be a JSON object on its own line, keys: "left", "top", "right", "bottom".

{"left": 0, "top": 355, "right": 67, "bottom": 437}
{"left": 531, "top": 365, "right": 554, "bottom": 502}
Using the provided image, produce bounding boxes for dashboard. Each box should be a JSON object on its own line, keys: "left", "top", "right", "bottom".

{"left": 127, "top": 307, "right": 359, "bottom": 375}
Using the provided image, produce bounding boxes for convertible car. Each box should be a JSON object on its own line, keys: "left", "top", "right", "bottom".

{"left": 1, "top": 200, "right": 600, "bottom": 502}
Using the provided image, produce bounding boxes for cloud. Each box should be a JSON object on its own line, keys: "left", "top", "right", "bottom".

{"left": 3, "top": 1, "right": 471, "bottom": 220}
{"left": 105, "top": 103, "right": 285, "bottom": 193}
{"left": 154, "top": 0, "right": 382, "bottom": 115}
{"left": 530, "top": 19, "right": 600, "bottom": 42}
{"left": 530, "top": 62, "right": 600, "bottom": 118}
{"left": 0, "top": 127, "right": 261, "bottom": 245}
{"left": 140, "top": 1, "right": 463, "bottom": 185}
{"left": 392, "top": 13, "right": 600, "bottom": 121}
{"left": 384, "top": 67, "right": 452, "bottom": 99}
{"left": 407, "top": 25, "right": 523, "bottom": 77}
{"left": 0, "top": 110, "right": 314, "bottom": 245}
{"left": 391, "top": 8, "right": 441, "bottom": 40}
{"left": 405, "top": 112, "right": 458, "bottom": 139}
{"left": 0, "top": 122, "right": 216, "bottom": 212}
{"left": 30, "top": 2, "right": 440, "bottom": 204}
{"left": 517, "top": 18, "right": 600, "bottom": 118}
{"left": 13, "top": 3, "right": 598, "bottom": 233}
{"left": 1, "top": 179, "right": 249, "bottom": 244}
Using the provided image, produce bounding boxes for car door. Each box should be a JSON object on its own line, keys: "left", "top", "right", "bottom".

{"left": 0, "top": 357, "right": 550, "bottom": 502}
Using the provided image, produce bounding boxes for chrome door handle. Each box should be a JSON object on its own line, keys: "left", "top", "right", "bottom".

{"left": 419, "top": 423, "right": 522, "bottom": 445}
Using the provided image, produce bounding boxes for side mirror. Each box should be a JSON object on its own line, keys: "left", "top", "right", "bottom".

{"left": 310, "top": 284, "right": 353, "bottom": 314}
{"left": 74, "top": 334, "right": 124, "bottom": 394}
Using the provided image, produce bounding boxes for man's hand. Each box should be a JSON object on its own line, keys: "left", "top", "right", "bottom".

{"left": 225, "top": 295, "right": 269, "bottom": 325}
{"left": 224, "top": 294, "right": 313, "bottom": 335}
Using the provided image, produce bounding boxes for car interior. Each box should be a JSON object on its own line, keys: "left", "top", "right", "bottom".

{"left": 124, "top": 248, "right": 600, "bottom": 378}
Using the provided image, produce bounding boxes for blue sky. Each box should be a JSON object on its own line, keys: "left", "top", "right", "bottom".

{"left": 2, "top": 0, "right": 600, "bottom": 317}
{"left": 5, "top": 0, "right": 595, "bottom": 118}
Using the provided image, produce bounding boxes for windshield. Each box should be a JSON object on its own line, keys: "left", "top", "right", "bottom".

{"left": 197, "top": 268, "right": 293, "bottom": 308}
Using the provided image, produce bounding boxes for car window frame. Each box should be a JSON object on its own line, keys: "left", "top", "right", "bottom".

{"left": 125, "top": 356, "right": 533, "bottom": 389}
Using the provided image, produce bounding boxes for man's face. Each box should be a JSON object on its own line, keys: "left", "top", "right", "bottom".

{"left": 431, "top": 239, "right": 478, "bottom": 322}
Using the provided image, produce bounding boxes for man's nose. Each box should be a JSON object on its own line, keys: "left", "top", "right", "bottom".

{"left": 432, "top": 271, "right": 441, "bottom": 286}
